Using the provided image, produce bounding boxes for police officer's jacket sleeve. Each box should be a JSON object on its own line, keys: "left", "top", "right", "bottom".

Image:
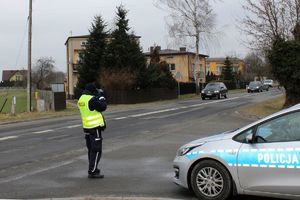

{"left": 88, "top": 96, "right": 107, "bottom": 112}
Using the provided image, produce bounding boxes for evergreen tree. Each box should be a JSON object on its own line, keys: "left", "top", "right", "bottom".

{"left": 206, "top": 71, "right": 211, "bottom": 83}
{"left": 268, "top": 25, "right": 300, "bottom": 106}
{"left": 76, "top": 15, "right": 107, "bottom": 96}
{"left": 210, "top": 71, "right": 216, "bottom": 81}
{"left": 140, "top": 46, "right": 176, "bottom": 89}
{"left": 105, "top": 5, "right": 145, "bottom": 74}
{"left": 222, "top": 57, "right": 234, "bottom": 81}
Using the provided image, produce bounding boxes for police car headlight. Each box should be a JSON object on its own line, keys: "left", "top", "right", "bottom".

{"left": 214, "top": 90, "right": 219, "bottom": 93}
{"left": 201, "top": 90, "right": 205, "bottom": 93}
{"left": 177, "top": 142, "right": 205, "bottom": 157}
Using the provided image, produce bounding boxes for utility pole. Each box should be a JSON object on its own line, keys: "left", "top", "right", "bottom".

{"left": 27, "top": 0, "right": 32, "bottom": 112}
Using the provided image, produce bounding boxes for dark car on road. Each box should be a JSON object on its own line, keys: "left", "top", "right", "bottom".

{"left": 247, "top": 81, "right": 268, "bottom": 93}
{"left": 201, "top": 82, "right": 228, "bottom": 100}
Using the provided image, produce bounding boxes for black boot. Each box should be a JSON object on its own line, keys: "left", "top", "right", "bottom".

{"left": 88, "top": 170, "right": 104, "bottom": 179}
{"left": 88, "top": 173, "right": 104, "bottom": 179}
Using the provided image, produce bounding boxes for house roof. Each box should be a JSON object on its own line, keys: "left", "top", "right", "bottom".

{"left": 2, "top": 70, "right": 26, "bottom": 81}
{"left": 144, "top": 49, "right": 209, "bottom": 58}
{"left": 65, "top": 34, "right": 142, "bottom": 45}
{"left": 64, "top": 35, "right": 90, "bottom": 45}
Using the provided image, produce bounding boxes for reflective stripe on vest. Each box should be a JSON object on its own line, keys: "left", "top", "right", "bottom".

{"left": 77, "top": 94, "right": 105, "bottom": 129}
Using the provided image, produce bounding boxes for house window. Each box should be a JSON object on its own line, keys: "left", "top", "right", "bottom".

{"left": 217, "top": 66, "right": 222, "bottom": 75}
{"left": 169, "top": 63, "right": 176, "bottom": 71}
{"left": 80, "top": 41, "right": 88, "bottom": 47}
{"left": 16, "top": 75, "right": 21, "bottom": 81}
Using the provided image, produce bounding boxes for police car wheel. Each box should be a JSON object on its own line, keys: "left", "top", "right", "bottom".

{"left": 191, "top": 160, "right": 232, "bottom": 200}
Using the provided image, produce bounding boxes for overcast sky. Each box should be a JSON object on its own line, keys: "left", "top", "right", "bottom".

{"left": 0, "top": 0, "right": 249, "bottom": 80}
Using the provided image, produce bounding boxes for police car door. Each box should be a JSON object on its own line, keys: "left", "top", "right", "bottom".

{"left": 237, "top": 111, "right": 300, "bottom": 195}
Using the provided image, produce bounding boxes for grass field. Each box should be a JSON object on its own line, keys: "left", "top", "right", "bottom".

{"left": 238, "top": 95, "right": 285, "bottom": 119}
{"left": 0, "top": 89, "right": 36, "bottom": 113}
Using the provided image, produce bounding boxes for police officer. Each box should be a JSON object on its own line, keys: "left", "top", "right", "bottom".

{"left": 77, "top": 83, "right": 107, "bottom": 178}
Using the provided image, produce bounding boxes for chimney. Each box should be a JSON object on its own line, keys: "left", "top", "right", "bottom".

{"left": 180, "top": 47, "right": 186, "bottom": 52}
{"left": 157, "top": 46, "right": 161, "bottom": 51}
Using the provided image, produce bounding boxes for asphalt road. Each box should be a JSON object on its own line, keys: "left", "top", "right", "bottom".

{"left": 0, "top": 90, "right": 284, "bottom": 199}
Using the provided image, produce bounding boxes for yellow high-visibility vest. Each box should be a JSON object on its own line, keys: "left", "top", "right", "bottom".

{"left": 77, "top": 94, "right": 105, "bottom": 129}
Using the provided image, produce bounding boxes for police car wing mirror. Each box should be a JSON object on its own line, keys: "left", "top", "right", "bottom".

{"left": 246, "top": 134, "right": 254, "bottom": 143}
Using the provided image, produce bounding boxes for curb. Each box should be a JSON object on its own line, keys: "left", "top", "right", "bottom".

{"left": 32, "top": 197, "right": 182, "bottom": 200}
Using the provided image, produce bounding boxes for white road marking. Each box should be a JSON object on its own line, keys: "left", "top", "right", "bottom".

{"left": 67, "top": 124, "right": 81, "bottom": 128}
{"left": 114, "top": 96, "right": 241, "bottom": 120}
{"left": 48, "top": 135, "right": 68, "bottom": 140}
{"left": 0, "top": 136, "right": 18, "bottom": 141}
{"left": 114, "top": 117, "right": 128, "bottom": 120}
{"left": 32, "top": 130, "right": 54, "bottom": 134}
{"left": 130, "top": 108, "right": 179, "bottom": 118}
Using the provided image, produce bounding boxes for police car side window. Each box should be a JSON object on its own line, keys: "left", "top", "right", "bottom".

{"left": 234, "top": 128, "right": 255, "bottom": 143}
{"left": 255, "top": 111, "right": 300, "bottom": 143}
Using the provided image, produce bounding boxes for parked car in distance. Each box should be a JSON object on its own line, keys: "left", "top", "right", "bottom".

{"left": 247, "top": 81, "right": 266, "bottom": 93}
{"left": 201, "top": 82, "right": 228, "bottom": 100}
{"left": 263, "top": 79, "right": 274, "bottom": 87}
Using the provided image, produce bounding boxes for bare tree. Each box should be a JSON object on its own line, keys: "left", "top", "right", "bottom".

{"left": 154, "top": 0, "right": 218, "bottom": 93}
{"left": 32, "top": 57, "right": 55, "bottom": 90}
{"left": 241, "top": 0, "right": 300, "bottom": 51}
{"left": 244, "top": 52, "right": 271, "bottom": 81}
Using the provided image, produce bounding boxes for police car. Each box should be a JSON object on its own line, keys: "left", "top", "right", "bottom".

{"left": 173, "top": 103, "right": 300, "bottom": 200}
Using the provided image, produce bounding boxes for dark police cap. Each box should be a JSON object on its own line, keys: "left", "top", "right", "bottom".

{"left": 85, "top": 83, "right": 97, "bottom": 93}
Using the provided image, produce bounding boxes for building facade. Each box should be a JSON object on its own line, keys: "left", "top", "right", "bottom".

{"left": 206, "top": 57, "right": 245, "bottom": 76}
{"left": 65, "top": 35, "right": 141, "bottom": 99}
{"left": 144, "top": 47, "right": 209, "bottom": 83}
{"left": 65, "top": 35, "right": 89, "bottom": 98}
{"left": 2, "top": 70, "right": 26, "bottom": 82}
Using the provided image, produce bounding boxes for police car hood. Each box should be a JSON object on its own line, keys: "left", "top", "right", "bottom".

{"left": 189, "top": 131, "right": 233, "bottom": 145}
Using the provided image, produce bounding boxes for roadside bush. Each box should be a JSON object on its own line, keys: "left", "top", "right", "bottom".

{"left": 221, "top": 81, "right": 237, "bottom": 90}
{"left": 99, "top": 68, "right": 137, "bottom": 90}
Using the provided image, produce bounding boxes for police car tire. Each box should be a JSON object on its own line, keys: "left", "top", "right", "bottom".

{"left": 191, "top": 160, "right": 232, "bottom": 200}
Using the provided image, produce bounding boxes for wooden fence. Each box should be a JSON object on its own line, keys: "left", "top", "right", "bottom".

{"left": 105, "top": 88, "right": 177, "bottom": 104}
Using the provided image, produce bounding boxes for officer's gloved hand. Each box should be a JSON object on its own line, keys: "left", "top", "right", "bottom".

{"left": 95, "top": 89, "right": 106, "bottom": 102}
{"left": 98, "top": 96, "right": 106, "bottom": 101}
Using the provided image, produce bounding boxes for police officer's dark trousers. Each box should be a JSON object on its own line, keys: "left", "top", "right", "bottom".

{"left": 85, "top": 127, "right": 102, "bottom": 174}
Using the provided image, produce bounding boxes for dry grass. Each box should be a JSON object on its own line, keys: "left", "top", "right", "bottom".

{"left": 238, "top": 95, "right": 285, "bottom": 119}
{"left": 0, "top": 107, "right": 78, "bottom": 124}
